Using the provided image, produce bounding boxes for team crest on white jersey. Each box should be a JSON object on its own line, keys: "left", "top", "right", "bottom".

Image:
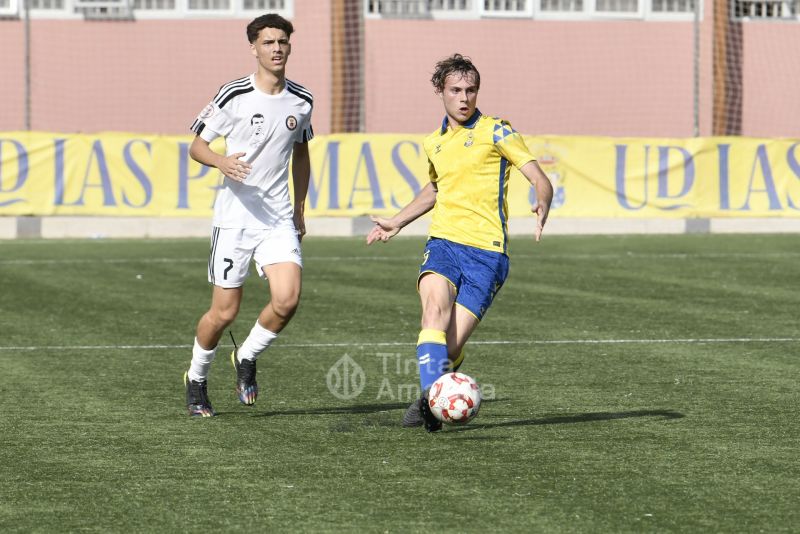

{"left": 286, "top": 115, "right": 298, "bottom": 130}
{"left": 200, "top": 103, "right": 217, "bottom": 119}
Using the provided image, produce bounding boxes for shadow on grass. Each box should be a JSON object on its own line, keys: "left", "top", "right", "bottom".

{"left": 250, "top": 397, "right": 505, "bottom": 418}
{"left": 449, "top": 409, "right": 685, "bottom": 433}
{"left": 254, "top": 401, "right": 410, "bottom": 417}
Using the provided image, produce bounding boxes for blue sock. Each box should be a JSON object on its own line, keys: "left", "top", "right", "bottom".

{"left": 417, "top": 329, "right": 449, "bottom": 396}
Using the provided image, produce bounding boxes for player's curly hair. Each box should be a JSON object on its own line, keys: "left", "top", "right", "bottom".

{"left": 430, "top": 54, "right": 481, "bottom": 93}
{"left": 247, "top": 13, "right": 294, "bottom": 43}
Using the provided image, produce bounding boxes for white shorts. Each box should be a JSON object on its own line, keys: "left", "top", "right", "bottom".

{"left": 207, "top": 223, "right": 302, "bottom": 288}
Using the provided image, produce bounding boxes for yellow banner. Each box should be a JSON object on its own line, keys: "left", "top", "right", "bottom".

{"left": 1, "top": 132, "right": 799, "bottom": 218}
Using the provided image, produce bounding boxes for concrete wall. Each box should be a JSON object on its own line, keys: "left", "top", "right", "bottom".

{"left": 364, "top": 19, "right": 701, "bottom": 137}
{"left": 741, "top": 23, "right": 800, "bottom": 137}
{"left": 0, "top": 22, "right": 26, "bottom": 131}
{"left": 1, "top": 3, "right": 799, "bottom": 137}
{"left": 0, "top": 4, "right": 332, "bottom": 135}
{"left": 3, "top": 216, "right": 800, "bottom": 239}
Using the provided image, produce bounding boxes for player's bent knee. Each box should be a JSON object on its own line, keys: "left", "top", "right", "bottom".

{"left": 421, "top": 305, "right": 449, "bottom": 329}
{"left": 271, "top": 295, "right": 299, "bottom": 320}
{"left": 209, "top": 305, "right": 239, "bottom": 326}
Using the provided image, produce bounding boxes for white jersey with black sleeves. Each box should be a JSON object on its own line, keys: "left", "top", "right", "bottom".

{"left": 190, "top": 73, "right": 314, "bottom": 229}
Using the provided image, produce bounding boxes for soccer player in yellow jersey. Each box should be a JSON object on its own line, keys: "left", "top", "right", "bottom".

{"left": 366, "top": 54, "right": 553, "bottom": 432}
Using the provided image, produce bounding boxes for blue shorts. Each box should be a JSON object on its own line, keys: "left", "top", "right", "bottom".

{"left": 417, "top": 237, "right": 510, "bottom": 321}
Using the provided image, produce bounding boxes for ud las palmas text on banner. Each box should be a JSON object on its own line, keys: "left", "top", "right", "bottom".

{"left": 1, "top": 132, "right": 799, "bottom": 218}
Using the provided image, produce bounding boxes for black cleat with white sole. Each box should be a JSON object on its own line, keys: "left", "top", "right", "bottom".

{"left": 184, "top": 372, "right": 215, "bottom": 417}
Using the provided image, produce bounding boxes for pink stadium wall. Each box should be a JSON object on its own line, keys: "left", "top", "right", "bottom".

{"left": 363, "top": 19, "right": 706, "bottom": 137}
{"left": 0, "top": 24, "right": 27, "bottom": 131}
{"left": 741, "top": 23, "right": 800, "bottom": 138}
{"left": 0, "top": 5, "right": 331, "bottom": 135}
{"left": 0, "top": 3, "right": 798, "bottom": 138}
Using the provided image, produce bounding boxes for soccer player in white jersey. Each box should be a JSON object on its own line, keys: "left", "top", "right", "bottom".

{"left": 183, "top": 13, "right": 314, "bottom": 417}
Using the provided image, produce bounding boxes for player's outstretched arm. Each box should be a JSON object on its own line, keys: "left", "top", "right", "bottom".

{"left": 519, "top": 160, "right": 554, "bottom": 242}
{"left": 366, "top": 182, "right": 437, "bottom": 245}
{"left": 189, "top": 135, "right": 251, "bottom": 183}
{"left": 292, "top": 141, "right": 311, "bottom": 241}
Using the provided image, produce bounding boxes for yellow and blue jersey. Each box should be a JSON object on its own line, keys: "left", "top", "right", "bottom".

{"left": 423, "top": 109, "right": 535, "bottom": 254}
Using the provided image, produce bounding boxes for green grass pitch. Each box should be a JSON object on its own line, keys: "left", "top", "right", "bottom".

{"left": 0, "top": 233, "right": 798, "bottom": 532}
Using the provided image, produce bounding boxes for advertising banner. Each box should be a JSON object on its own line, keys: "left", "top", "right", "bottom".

{"left": 1, "top": 132, "right": 798, "bottom": 218}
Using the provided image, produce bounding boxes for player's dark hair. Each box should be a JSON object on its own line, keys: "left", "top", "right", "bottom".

{"left": 247, "top": 14, "right": 294, "bottom": 43}
{"left": 431, "top": 54, "right": 480, "bottom": 93}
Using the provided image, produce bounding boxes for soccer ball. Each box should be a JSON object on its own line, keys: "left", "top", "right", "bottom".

{"left": 428, "top": 372, "right": 482, "bottom": 425}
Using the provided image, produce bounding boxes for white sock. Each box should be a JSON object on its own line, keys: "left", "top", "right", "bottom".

{"left": 237, "top": 321, "right": 278, "bottom": 361}
{"left": 187, "top": 338, "right": 217, "bottom": 382}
